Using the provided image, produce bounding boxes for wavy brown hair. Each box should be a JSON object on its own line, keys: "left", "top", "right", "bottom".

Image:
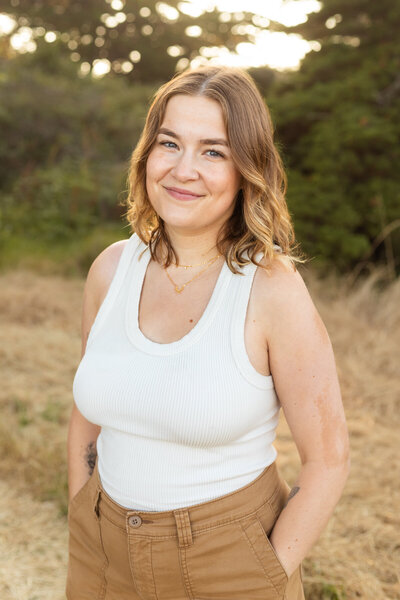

{"left": 124, "top": 65, "right": 306, "bottom": 274}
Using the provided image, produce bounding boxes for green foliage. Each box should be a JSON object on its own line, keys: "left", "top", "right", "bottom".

{"left": 2, "top": 160, "right": 98, "bottom": 241}
{"left": 0, "top": 223, "right": 129, "bottom": 277}
{"left": 0, "top": 0, "right": 258, "bottom": 83}
{"left": 0, "top": 55, "right": 151, "bottom": 247}
{"left": 268, "top": 0, "right": 400, "bottom": 273}
{"left": 58, "top": 223, "right": 131, "bottom": 276}
{"left": 0, "top": 0, "right": 399, "bottom": 273}
{"left": 0, "top": 52, "right": 152, "bottom": 184}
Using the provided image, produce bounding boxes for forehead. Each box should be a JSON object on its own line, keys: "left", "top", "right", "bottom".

{"left": 161, "top": 94, "right": 226, "bottom": 136}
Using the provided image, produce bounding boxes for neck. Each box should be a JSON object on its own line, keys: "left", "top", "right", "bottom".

{"left": 159, "top": 225, "right": 221, "bottom": 267}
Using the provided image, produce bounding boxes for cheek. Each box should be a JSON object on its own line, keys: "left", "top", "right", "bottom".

{"left": 209, "top": 165, "right": 241, "bottom": 197}
{"left": 146, "top": 149, "right": 169, "bottom": 181}
{"left": 146, "top": 153, "right": 158, "bottom": 181}
{"left": 145, "top": 155, "right": 160, "bottom": 202}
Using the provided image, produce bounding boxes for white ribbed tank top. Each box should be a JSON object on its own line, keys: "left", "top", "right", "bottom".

{"left": 73, "top": 233, "right": 282, "bottom": 511}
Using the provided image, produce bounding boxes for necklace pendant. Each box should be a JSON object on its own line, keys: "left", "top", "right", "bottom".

{"left": 175, "top": 285, "right": 184, "bottom": 293}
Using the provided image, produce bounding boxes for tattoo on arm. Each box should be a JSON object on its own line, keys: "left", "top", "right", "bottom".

{"left": 85, "top": 441, "right": 97, "bottom": 475}
{"left": 283, "top": 486, "right": 300, "bottom": 509}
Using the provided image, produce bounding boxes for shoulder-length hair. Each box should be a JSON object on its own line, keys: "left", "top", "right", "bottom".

{"left": 124, "top": 65, "right": 306, "bottom": 274}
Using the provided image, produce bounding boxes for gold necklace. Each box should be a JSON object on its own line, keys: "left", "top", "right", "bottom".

{"left": 173, "top": 252, "right": 221, "bottom": 269}
{"left": 165, "top": 254, "right": 222, "bottom": 293}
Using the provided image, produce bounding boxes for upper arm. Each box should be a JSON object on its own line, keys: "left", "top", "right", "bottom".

{"left": 80, "top": 239, "right": 128, "bottom": 359}
{"left": 261, "top": 262, "right": 350, "bottom": 470}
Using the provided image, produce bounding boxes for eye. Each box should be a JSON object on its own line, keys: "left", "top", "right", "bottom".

{"left": 206, "top": 149, "right": 225, "bottom": 158}
{"left": 158, "top": 140, "right": 225, "bottom": 158}
{"left": 159, "top": 140, "right": 177, "bottom": 149}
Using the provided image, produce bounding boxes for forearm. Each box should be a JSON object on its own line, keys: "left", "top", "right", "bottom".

{"left": 67, "top": 403, "right": 101, "bottom": 502}
{"left": 269, "top": 459, "right": 351, "bottom": 578}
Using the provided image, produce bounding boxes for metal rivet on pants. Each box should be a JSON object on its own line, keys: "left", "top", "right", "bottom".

{"left": 128, "top": 515, "right": 142, "bottom": 528}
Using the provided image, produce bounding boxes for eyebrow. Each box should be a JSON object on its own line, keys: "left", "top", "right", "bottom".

{"left": 158, "top": 127, "right": 229, "bottom": 147}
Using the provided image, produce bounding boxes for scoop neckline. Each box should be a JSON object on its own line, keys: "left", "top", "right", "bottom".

{"left": 125, "top": 242, "right": 233, "bottom": 356}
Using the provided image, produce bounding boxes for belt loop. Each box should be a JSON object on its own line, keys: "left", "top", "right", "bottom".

{"left": 173, "top": 509, "right": 193, "bottom": 548}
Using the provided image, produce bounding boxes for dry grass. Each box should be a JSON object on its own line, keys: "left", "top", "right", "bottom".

{"left": 0, "top": 265, "right": 399, "bottom": 600}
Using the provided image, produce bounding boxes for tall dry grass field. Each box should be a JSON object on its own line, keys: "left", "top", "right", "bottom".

{"left": 0, "top": 266, "right": 399, "bottom": 600}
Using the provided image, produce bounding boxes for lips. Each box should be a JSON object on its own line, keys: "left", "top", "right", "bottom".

{"left": 164, "top": 186, "right": 204, "bottom": 200}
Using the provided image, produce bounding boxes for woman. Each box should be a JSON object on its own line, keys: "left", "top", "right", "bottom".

{"left": 66, "top": 65, "right": 350, "bottom": 600}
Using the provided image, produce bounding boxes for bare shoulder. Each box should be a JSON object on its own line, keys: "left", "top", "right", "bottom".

{"left": 86, "top": 239, "right": 129, "bottom": 308}
{"left": 254, "top": 256, "right": 326, "bottom": 343}
{"left": 255, "top": 255, "right": 311, "bottom": 308}
{"left": 80, "top": 238, "right": 129, "bottom": 357}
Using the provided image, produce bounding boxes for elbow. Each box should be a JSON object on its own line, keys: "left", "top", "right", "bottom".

{"left": 330, "top": 433, "right": 351, "bottom": 475}
{"left": 329, "top": 450, "right": 351, "bottom": 478}
{"left": 302, "top": 447, "right": 351, "bottom": 475}
{"left": 336, "top": 453, "right": 351, "bottom": 489}
{"left": 329, "top": 446, "right": 351, "bottom": 475}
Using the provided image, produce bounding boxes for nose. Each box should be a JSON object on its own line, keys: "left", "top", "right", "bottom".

{"left": 170, "top": 150, "right": 199, "bottom": 181}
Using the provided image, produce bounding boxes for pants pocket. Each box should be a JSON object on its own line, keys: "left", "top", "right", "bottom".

{"left": 182, "top": 516, "right": 288, "bottom": 600}
{"left": 66, "top": 467, "right": 108, "bottom": 599}
{"left": 239, "top": 503, "right": 289, "bottom": 599}
{"left": 68, "top": 472, "right": 93, "bottom": 517}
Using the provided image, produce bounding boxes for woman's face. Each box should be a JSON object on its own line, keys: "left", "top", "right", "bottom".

{"left": 146, "top": 94, "right": 242, "bottom": 235}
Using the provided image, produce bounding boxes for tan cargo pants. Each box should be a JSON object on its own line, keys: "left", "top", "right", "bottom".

{"left": 66, "top": 458, "right": 305, "bottom": 599}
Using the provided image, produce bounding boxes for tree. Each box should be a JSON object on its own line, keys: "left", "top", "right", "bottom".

{"left": 267, "top": 0, "right": 400, "bottom": 272}
{"left": 0, "top": 0, "right": 260, "bottom": 82}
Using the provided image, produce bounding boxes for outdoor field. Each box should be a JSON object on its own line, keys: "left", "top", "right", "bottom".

{"left": 0, "top": 264, "right": 398, "bottom": 600}
{"left": 1, "top": 0, "right": 400, "bottom": 598}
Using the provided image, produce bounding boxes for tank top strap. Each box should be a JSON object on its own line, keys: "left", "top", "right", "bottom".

{"left": 230, "top": 251, "right": 274, "bottom": 390}
{"left": 86, "top": 232, "right": 142, "bottom": 350}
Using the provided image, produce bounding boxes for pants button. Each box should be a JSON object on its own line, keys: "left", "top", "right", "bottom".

{"left": 128, "top": 515, "right": 142, "bottom": 528}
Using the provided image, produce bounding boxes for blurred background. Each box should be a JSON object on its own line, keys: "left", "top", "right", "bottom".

{"left": 0, "top": 1, "right": 399, "bottom": 599}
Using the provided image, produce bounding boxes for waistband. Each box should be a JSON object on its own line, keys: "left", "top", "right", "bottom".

{"left": 92, "top": 459, "right": 284, "bottom": 545}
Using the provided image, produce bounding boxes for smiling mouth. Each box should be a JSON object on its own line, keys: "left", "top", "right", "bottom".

{"left": 164, "top": 187, "right": 204, "bottom": 201}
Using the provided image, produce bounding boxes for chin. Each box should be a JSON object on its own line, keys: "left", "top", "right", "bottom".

{"left": 163, "top": 217, "right": 200, "bottom": 230}
{"left": 161, "top": 212, "right": 203, "bottom": 230}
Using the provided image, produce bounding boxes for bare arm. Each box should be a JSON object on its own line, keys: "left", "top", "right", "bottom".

{"left": 67, "top": 240, "right": 127, "bottom": 503}
{"left": 260, "top": 261, "right": 351, "bottom": 578}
